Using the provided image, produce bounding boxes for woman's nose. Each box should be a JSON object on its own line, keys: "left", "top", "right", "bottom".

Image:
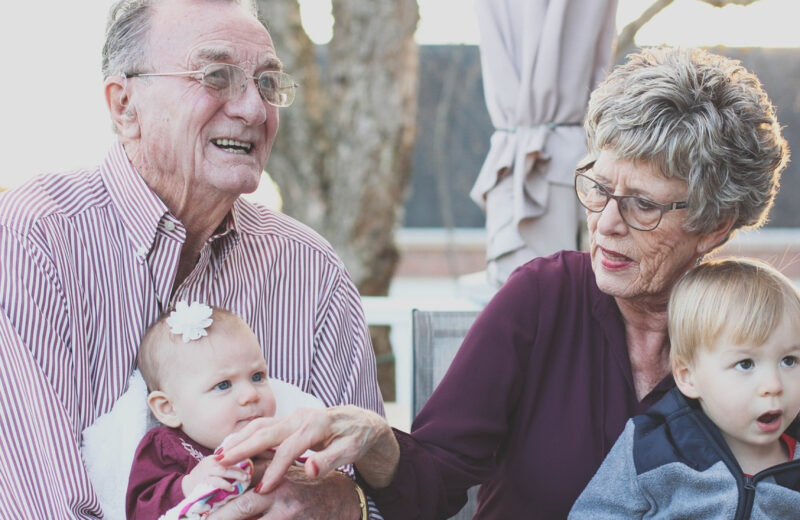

{"left": 595, "top": 198, "right": 628, "bottom": 235}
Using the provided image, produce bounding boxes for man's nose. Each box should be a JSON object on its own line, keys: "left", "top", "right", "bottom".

{"left": 226, "top": 79, "right": 268, "bottom": 126}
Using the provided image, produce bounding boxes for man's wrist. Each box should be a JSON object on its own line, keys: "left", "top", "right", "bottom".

{"left": 353, "top": 481, "right": 369, "bottom": 520}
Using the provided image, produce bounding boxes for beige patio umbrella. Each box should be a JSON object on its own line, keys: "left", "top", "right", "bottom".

{"left": 470, "top": 0, "right": 618, "bottom": 285}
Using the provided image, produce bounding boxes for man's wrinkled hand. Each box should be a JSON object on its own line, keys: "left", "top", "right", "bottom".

{"left": 208, "top": 466, "right": 360, "bottom": 520}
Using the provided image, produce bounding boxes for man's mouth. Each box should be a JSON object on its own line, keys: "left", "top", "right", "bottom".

{"left": 212, "top": 138, "right": 253, "bottom": 154}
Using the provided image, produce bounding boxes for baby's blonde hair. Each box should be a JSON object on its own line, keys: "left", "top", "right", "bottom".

{"left": 669, "top": 258, "right": 800, "bottom": 367}
{"left": 138, "top": 306, "right": 243, "bottom": 391}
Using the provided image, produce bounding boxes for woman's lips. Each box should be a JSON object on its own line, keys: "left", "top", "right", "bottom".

{"left": 599, "top": 247, "right": 632, "bottom": 270}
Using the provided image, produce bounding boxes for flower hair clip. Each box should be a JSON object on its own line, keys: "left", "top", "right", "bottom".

{"left": 166, "top": 301, "right": 213, "bottom": 343}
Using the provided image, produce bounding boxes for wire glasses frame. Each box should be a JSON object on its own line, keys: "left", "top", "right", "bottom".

{"left": 574, "top": 161, "right": 688, "bottom": 232}
{"left": 125, "top": 63, "right": 298, "bottom": 107}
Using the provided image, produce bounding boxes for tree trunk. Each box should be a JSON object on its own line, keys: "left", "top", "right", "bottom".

{"left": 256, "top": 0, "right": 420, "bottom": 400}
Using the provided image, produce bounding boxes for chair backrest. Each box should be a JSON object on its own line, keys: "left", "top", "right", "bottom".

{"left": 412, "top": 309, "right": 480, "bottom": 520}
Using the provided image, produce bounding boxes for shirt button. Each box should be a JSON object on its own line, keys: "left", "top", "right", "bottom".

{"left": 163, "top": 221, "right": 176, "bottom": 231}
{"left": 136, "top": 246, "right": 148, "bottom": 258}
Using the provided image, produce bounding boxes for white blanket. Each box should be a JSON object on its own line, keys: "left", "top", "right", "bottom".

{"left": 81, "top": 370, "right": 324, "bottom": 520}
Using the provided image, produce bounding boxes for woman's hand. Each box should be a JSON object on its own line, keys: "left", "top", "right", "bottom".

{"left": 217, "top": 405, "right": 400, "bottom": 492}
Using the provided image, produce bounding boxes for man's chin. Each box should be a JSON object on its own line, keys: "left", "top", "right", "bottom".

{"left": 206, "top": 168, "right": 264, "bottom": 197}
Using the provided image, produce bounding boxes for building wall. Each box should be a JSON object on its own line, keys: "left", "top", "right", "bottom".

{"left": 404, "top": 45, "right": 800, "bottom": 229}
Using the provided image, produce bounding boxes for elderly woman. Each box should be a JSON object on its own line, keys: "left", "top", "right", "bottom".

{"left": 216, "top": 47, "right": 789, "bottom": 519}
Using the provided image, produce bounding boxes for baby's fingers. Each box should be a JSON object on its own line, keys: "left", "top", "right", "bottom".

{"left": 205, "top": 476, "right": 236, "bottom": 493}
{"left": 217, "top": 466, "right": 250, "bottom": 485}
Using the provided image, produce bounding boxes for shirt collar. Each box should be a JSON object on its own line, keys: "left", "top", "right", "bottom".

{"left": 101, "top": 140, "right": 244, "bottom": 261}
{"left": 101, "top": 141, "right": 168, "bottom": 262}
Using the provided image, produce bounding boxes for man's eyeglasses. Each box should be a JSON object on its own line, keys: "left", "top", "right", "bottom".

{"left": 126, "top": 63, "right": 298, "bottom": 108}
{"left": 574, "top": 161, "right": 688, "bottom": 231}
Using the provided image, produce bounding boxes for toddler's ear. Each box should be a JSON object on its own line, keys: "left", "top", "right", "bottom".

{"left": 148, "top": 391, "right": 181, "bottom": 428}
{"left": 672, "top": 361, "right": 701, "bottom": 399}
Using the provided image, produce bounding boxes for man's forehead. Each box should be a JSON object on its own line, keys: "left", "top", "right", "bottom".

{"left": 193, "top": 46, "right": 283, "bottom": 71}
{"left": 148, "top": 0, "right": 279, "bottom": 68}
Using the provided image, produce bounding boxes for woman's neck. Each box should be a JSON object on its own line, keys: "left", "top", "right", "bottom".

{"left": 616, "top": 296, "right": 671, "bottom": 401}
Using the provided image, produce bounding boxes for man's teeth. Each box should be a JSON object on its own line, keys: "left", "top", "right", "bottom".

{"left": 212, "top": 138, "right": 252, "bottom": 154}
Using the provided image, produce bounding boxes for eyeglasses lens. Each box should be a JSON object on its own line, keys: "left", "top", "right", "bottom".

{"left": 200, "top": 64, "right": 295, "bottom": 107}
{"left": 202, "top": 64, "right": 239, "bottom": 97}
{"left": 577, "top": 175, "right": 606, "bottom": 210}
{"left": 258, "top": 71, "right": 295, "bottom": 107}
{"left": 575, "top": 174, "right": 661, "bottom": 231}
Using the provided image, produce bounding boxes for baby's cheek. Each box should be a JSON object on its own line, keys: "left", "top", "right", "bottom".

{"left": 265, "top": 392, "right": 277, "bottom": 417}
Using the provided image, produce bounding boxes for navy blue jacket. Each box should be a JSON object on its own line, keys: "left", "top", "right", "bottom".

{"left": 570, "top": 388, "right": 800, "bottom": 519}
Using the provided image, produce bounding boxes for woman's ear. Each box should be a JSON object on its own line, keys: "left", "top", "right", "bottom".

{"left": 104, "top": 76, "right": 140, "bottom": 139}
{"left": 696, "top": 217, "right": 735, "bottom": 256}
{"left": 147, "top": 390, "right": 181, "bottom": 428}
{"left": 672, "top": 360, "right": 700, "bottom": 399}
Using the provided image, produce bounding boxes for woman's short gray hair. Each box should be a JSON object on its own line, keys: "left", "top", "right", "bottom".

{"left": 585, "top": 46, "right": 789, "bottom": 237}
{"left": 102, "top": 0, "right": 259, "bottom": 78}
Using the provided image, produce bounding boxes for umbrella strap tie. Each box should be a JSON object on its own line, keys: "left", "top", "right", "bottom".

{"left": 495, "top": 122, "right": 582, "bottom": 133}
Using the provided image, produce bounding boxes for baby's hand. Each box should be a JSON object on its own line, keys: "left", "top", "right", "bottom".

{"left": 181, "top": 455, "right": 251, "bottom": 498}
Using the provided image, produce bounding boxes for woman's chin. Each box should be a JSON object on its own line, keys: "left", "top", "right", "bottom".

{"left": 594, "top": 269, "right": 637, "bottom": 299}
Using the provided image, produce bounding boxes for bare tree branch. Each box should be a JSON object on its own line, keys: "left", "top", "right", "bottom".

{"left": 615, "top": 0, "right": 675, "bottom": 61}
{"left": 615, "top": 0, "right": 763, "bottom": 62}
{"left": 700, "top": 0, "right": 761, "bottom": 6}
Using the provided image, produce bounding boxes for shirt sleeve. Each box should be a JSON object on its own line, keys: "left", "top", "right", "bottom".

{"left": 360, "top": 267, "right": 539, "bottom": 519}
{"left": 0, "top": 228, "right": 99, "bottom": 518}
{"left": 310, "top": 269, "right": 386, "bottom": 519}
{"left": 309, "top": 267, "right": 385, "bottom": 416}
{"left": 126, "top": 430, "right": 191, "bottom": 520}
{"left": 568, "top": 420, "right": 649, "bottom": 519}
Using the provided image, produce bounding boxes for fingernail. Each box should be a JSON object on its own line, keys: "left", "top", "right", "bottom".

{"left": 254, "top": 482, "right": 262, "bottom": 493}
{"left": 214, "top": 453, "right": 224, "bottom": 461}
{"left": 214, "top": 447, "right": 224, "bottom": 456}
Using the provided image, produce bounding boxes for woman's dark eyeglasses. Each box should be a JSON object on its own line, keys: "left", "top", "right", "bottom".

{"left": 574, "top": 162, "right": 687, "bottom": 231}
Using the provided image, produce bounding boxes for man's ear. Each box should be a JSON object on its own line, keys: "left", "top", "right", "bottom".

{"left": 147, "top": 390, "right": 181, "bottom": 428}
{"left": 104, "top": 76, "right": 140, "bottom": 139}
{"left": 672, "top": 360, "right": 700, "bottom": 399}
{"left": 696, "top": 216, "right": 735, "bottom": 256}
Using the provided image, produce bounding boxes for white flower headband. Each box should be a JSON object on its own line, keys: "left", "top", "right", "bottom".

{"left": 166, "top": 301, "right": 213, "bottom": 343}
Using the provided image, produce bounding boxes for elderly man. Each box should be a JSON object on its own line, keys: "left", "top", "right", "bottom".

{"left": 0, "top": 0, "right": 382, "bottom": 518}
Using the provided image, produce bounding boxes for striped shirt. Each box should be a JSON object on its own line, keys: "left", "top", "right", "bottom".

{"left": 0, "top": 141, "right": 384, "bottom": 519}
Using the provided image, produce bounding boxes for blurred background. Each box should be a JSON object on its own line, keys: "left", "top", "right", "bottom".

{"left": 3, "top": 0, "right": 799, "bottom": 426}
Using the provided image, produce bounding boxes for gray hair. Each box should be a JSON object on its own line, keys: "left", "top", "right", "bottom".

{"left": 102, "top": 0, "right": 259, "bottom": 78}
{"left": 585, "top": 46, "right": 789, "bottom": 237}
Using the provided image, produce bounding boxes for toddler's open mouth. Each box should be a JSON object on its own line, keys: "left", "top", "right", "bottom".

{"left": 756, "top": 410, "right": 782, "bottom": 433}
{"left": 758, "top": 411, "right": 781, "bottom": 424}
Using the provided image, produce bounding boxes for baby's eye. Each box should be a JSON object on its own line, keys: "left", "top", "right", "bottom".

{"left": 215, "top": 380, "right": 231, "bottom": 391}
{"left": 781, "top": 356, "right": 798, "bottom": 368}
{"left": 735, "top": 359, "right": 754, "bottom": 371}
{"left": 251, "top": 371, "right": 266, "bottom": 383}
